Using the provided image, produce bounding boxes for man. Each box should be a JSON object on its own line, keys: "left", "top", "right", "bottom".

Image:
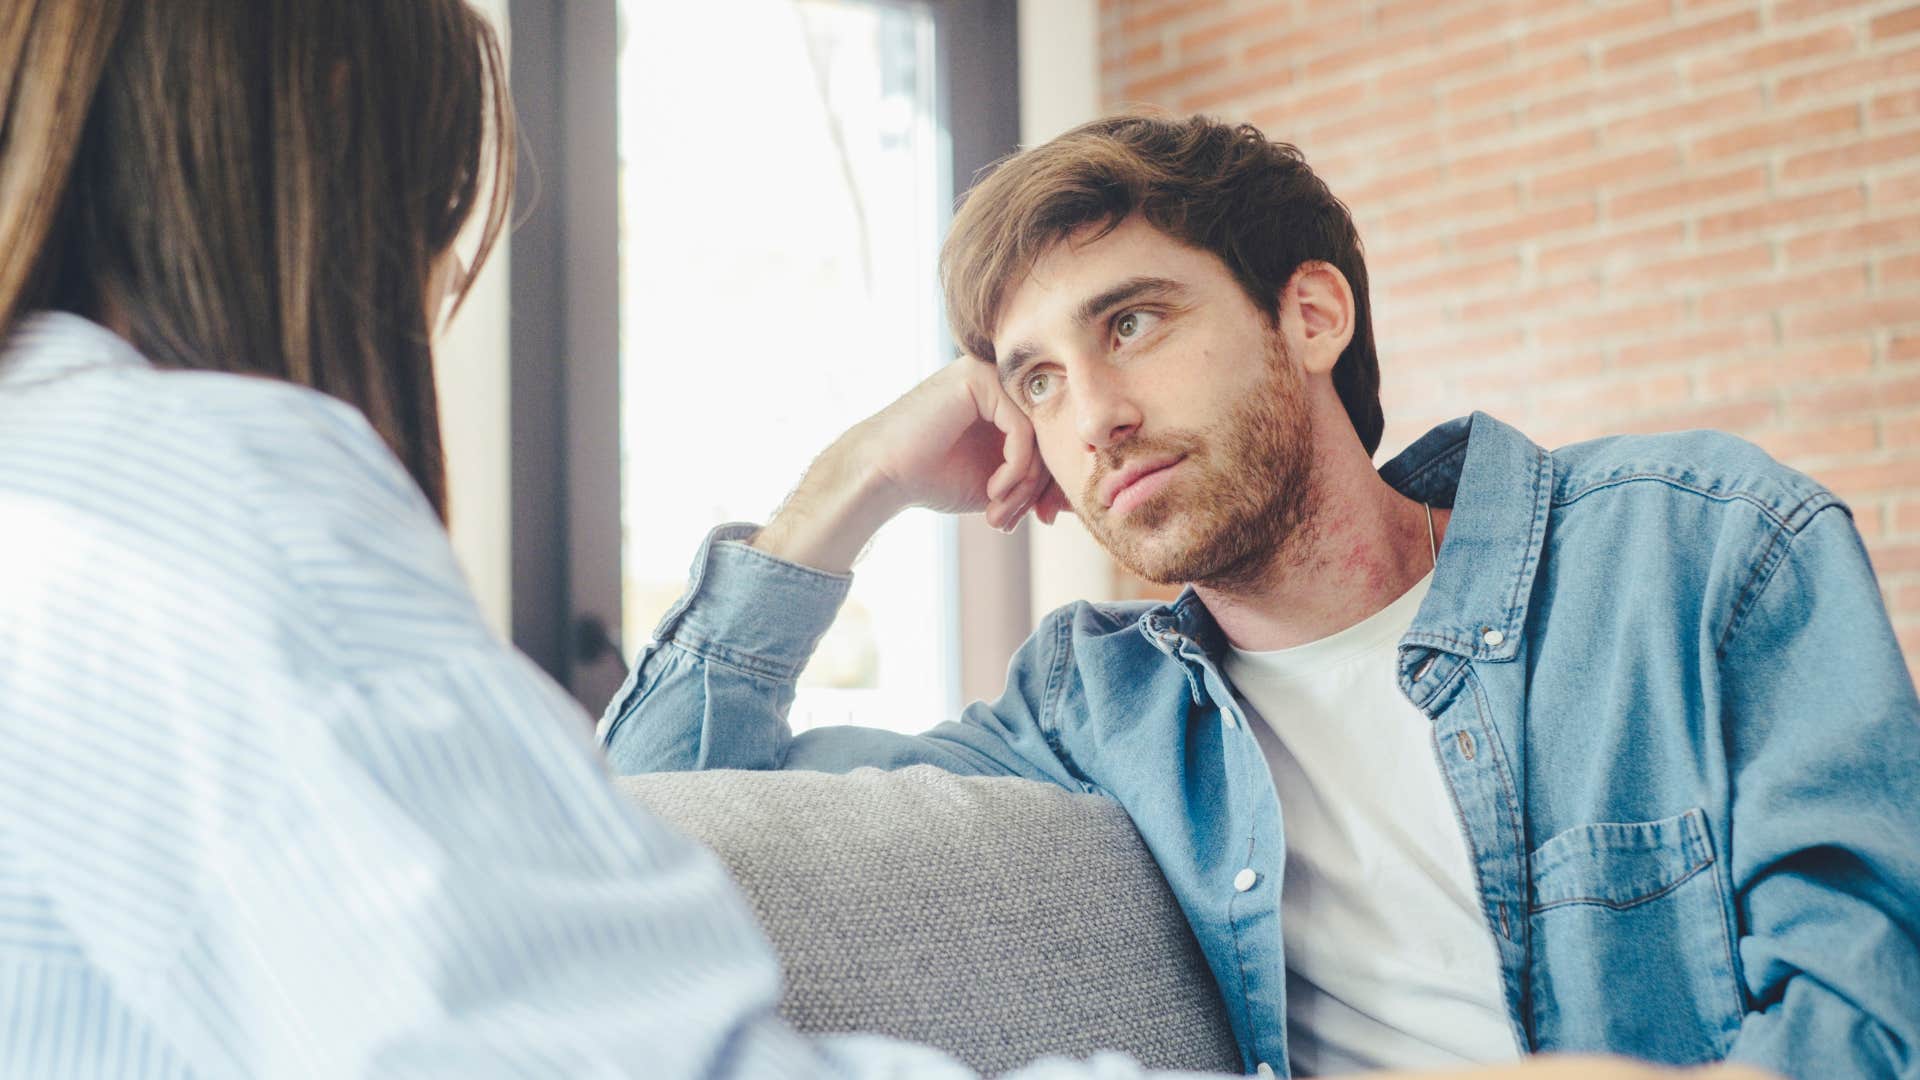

{"left": 600, "top": 114, "right": 1920, "bottom": 1080}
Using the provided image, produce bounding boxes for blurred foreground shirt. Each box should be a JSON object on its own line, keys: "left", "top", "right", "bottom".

{"left": 0, "top": 312, "right": 1198, "bottom": 1080}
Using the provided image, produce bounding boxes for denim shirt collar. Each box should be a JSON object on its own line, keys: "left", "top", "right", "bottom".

{"left": 1145, "top": 412, "right": 1554, "bottom": 668}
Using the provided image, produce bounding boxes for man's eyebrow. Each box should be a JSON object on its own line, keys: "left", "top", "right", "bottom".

{"left": 995, "top": 276, "right": 1189, "bottom": 386}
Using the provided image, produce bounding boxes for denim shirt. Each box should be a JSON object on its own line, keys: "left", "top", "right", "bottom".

{"left": 602, "top": 413, "right": 1920, "bottom": 1080}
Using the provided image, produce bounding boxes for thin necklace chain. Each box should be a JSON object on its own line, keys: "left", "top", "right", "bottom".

{"left": 1424, "top": 502, "right": 1438, "bottom": 571}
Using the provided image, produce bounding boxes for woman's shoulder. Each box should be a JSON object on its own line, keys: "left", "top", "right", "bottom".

{"left": 1, "top": 313, "right": 423, "bottom": 518}
{"left": 0, "top": 313, "right": 486, "bottom": 662}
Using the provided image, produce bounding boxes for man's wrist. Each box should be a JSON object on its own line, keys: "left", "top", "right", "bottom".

{"left": 751, "top": 441, "right": 903, "bottom": 574}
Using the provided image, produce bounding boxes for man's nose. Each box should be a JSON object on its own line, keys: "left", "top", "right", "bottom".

{"left": 1073, "top": 364, "right": 1143, "bottom": 452}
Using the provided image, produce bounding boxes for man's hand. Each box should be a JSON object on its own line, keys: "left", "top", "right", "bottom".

{"left": 751, "top": 356, "right": 1069, "bottom": 573}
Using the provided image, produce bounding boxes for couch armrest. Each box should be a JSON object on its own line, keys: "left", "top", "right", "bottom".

{"left": 617, "top": 766, "right": 1240, "bottom": 1076}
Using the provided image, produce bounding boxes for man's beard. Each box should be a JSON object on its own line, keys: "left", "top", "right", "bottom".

{"left": 1078, "top": 338, "right": 1317, "bottom": 590}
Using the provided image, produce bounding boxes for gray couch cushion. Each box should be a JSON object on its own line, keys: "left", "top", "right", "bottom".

{"left": 617, "top": 766, "right": 1240, "bottom": 1077}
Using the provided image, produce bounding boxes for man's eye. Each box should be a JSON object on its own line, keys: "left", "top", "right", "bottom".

{"left": 1024, "top": 371, "right": 1055, "bottom": 402}
{"left": 1114, "top": 310, "right": 1158, "bottom": 342}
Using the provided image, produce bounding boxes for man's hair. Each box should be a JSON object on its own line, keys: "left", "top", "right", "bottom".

{"left": 940, "top": 112, "right": 1384, "bottom": 456}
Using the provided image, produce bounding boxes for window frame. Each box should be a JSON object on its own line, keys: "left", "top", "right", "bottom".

{"left": 508, "top": 0, "right": 1025, "bottom": 710}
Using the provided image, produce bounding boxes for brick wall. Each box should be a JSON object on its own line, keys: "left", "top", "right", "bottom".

{"left": 1099, "top": 0, "right": 1920, "bottom": 676}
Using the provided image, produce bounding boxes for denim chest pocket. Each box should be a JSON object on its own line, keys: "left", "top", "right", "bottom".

{"left": 1526, "top": 808, "right": 1744, "bottom": 1064}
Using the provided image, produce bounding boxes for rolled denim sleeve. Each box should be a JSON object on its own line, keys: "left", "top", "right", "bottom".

{"left": 1719, "top": 505, "right": 1920, "bottom": 1080}
{"left": 599, "top": 524, "right": 1089, "bottom": 791}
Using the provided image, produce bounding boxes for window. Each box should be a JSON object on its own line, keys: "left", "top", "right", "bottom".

{"left": 508, "top": 0, "right": 1021, "bottom": 726}
{"left": 617, "top": 0, "right": 952, "bottom": 731}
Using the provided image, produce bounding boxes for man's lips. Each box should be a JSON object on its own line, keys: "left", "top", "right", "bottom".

{"left": 1098, "top": 454, "right": 1186, "bottom": 511}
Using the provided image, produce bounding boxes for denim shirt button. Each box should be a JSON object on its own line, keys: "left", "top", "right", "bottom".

{"left": 1481, "top": 627, "right": 1505, "bottom": 647}
{"left": 1256, "top": 1063, "right": 1276, "bottom": 1079}
{"left": 1233, "top": 868, "right": 1258, "bottom": 892}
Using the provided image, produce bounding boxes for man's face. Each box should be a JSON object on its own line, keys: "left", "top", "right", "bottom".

{"left": 991, "top": 216, "right": 1318, "bottom": 588}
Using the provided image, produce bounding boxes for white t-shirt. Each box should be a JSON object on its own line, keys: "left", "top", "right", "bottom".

{"left": 1222, "top": 572, "right": 1521, "bottom": 1076}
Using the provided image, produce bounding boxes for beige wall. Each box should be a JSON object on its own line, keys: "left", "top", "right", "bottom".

{"left": 438, "top": 0, "right": 513, "bottom": 637}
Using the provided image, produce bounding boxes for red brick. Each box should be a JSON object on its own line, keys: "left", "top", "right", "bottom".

{"left": 1611, "top": 166, "right": 1769, "bottom": 220}
{"left": 1526, "top": 69, "right": 1683, "bottom": 127}
{"left": 1336, "top": 164, "right": 1445, "bottom": 207}
{"left": 1854, "top": 502, "right": 1887, "bottom": 539}
{"left": 1379, "top": 254, "right": 1524, "bottom": 299}
{"left": 1457, "top": 201, "right": 1599, "bottom": 252}
{"left": 1533, "top": 147, "right": 1682, "bottom": 201}
{"left": 1774, "top": 0, "right": 1881, "bottom": 22}
{"left": 1304, "top": 26, "right": 1434, "bottom": 83}
{"left": 1885, "top": 253, "right": 1920, "bottom": 286}
{"left": 1244, "top": 11, "right": 1367, "bottom": 66}
{"left": 1522, "top": 0, "right": 1668, "bottom": 53}
{"left": 1701, "top": 343, "right": 1877, "bottom": 397}
{"left": 1698, "top": 265, "right": 1870, "bottom": 323}
{"left": 1107, "top": 40, "right": 1165, "bottom": 73}
{"left": 1871, "top": 89, "right": 1920, "bottom": 122}
{"left": 1450, "top": 128, "right": 1598, "bottom": 183}
{"left": 1309, "top": 96, "right": 1440, "bottom": 146}
{"left": 1537, "top": 222, "right": 1688, "bottom": 276}
{"left": 1606, "top": 87, "right": 1765, "bottom": 143}
{"left": 1896, "top": 496, "right": 1920, "bottom": 532}
{"left": 1896, "top": 335, "right": 1920, "bottom": 364}
{"left": 1376, "top": 41, "right": 1511, "bottom": 99}
{"left": 1630, "top": 242, "right": 1776, "bottom": 282}
{"left": 1535, "top": 372, "right": 1694, "bottom": 416}
{"left": 1615, "top": 321, "right": 1774, "bottom": 369}
{"left": 1607, "top": 400, "right": 1780, "bottom": 437}
{"left": 1179, "top": 69, "right": 1295, "bottom": 112}
{"left": 1604, "top": 11, "right": 1763, "bottom": 71}
{"left": 1535, "top": 299, "right": 1688, "bottom": 349}
{"left": 1691, "top": 105, "right": 1860, "bottom": 162}
{"left": 1889, "top": 412, "right": 1920, "bottom": 449}
{"left": 1119, "top": 0, "right": 1229, "bottom": 37}
{"left": 1752, "top": 420, "right": 1881, "bottom": 461}
{"left": 1176, "top": 3, "right": 1290, "bottom": 55}
{"left": 1866, "top": 539, "right": 1920, "bottom": 575}
{"left": 1784, "top": 295, "right": 1920, "bottom": 339}
{"left": 1686, "top": 26, "right": 1858, "bottom": 85}
{"left": 1871, "top": 5, "right": 1920, "bottom": 41}
{"left": 1697, "top": 185, "right": 1868, "bottom": 242}
{"left": 1793, "top": 373, "right": 1920, "bottom": 418}
{"left": 1813, "top": 455, "right": 1920, "bottom": 497}
{"left": 1443, "top": 0, "right": 1578, "bottom": 41}
{"left": 1447, "top": 53, "right": 1591, "bottom": 115}
{"left": 1777, "top": 44, "right": 1920, "bottom": 105}
{"left": 1458, "top": 279, "right": 1601, "bottom": 323}
{"left": 1248, "top": 78, "right": 1374, "bottom": 133}
{"left": 1786, "top": 213, "right": 1920, "bottom": 263}
{"left": 1881, "top": 172, "right": 1920, "bottom": 207}
{"left": 1122, "top": 58, "right": 1230, "bottom": 103}
{"left": 1783, "top": 131, "right": 1920, "bottom": 183}
{"left": 1381, "top": 183, "right": 1524, "bottom": 233}
{"left": 1445, "top": 111, "right": 1518, "bottom": 148}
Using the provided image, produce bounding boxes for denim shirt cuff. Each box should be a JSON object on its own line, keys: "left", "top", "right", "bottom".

{"left": 650, "top": 522, "right": 852, "bottom": 681}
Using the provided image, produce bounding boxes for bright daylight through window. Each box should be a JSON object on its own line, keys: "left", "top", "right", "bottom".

{"left": 616, "top": 0, "right": 956, "bottom": 733}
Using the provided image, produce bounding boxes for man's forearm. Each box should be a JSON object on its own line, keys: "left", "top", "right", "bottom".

{"left": 752, "top": 434, "right": 904, "bottom": 574}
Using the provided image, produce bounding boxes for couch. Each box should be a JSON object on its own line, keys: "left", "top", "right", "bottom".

{"left": 617, "top": 766, "right": 1243, "bottom": 1076}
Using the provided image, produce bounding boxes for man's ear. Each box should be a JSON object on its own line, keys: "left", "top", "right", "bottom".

{"left": 1282, "top": 262, "right": 1355, "bottom": 377}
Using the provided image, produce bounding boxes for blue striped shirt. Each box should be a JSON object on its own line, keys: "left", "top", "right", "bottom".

{"left": 0, "top": 313, "right": 1187, "bottom": 1080}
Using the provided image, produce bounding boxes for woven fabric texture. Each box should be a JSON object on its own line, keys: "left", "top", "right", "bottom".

{"left": 617, "top": 766, "right": 1241, "bottom": 1077}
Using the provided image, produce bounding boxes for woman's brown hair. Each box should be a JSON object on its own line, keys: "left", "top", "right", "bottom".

{"left": 941, "top": 112, "right": 1384, "bottom": 457}
{"left": 0, "top": 0, "right": 515, "bottom": 517}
